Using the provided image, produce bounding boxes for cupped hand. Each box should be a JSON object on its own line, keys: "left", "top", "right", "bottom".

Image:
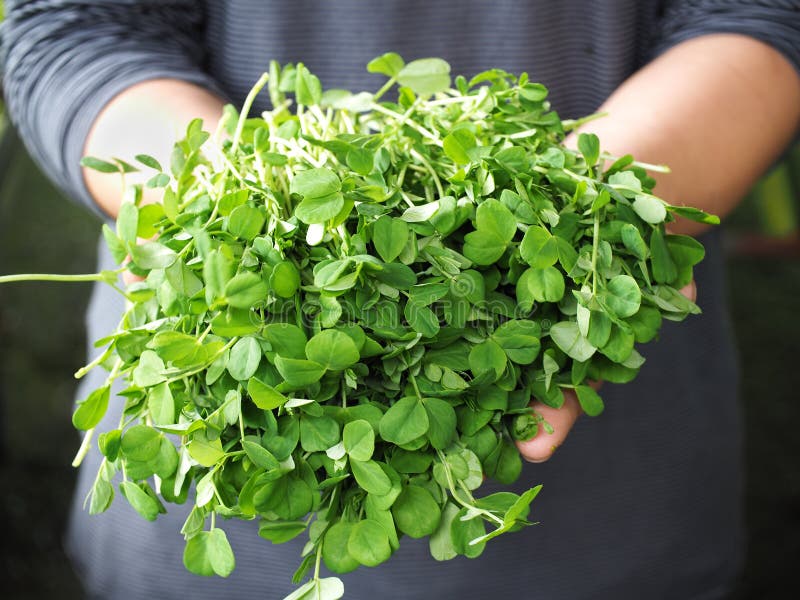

{"left": 515, "top": 280, "right": 696, "bottom": 463}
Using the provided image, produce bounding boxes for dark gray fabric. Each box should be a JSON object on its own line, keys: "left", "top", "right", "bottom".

{"left": 3, "top": 0, "right": 798, "bottom": 598}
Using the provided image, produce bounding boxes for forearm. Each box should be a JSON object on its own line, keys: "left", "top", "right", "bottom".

{"left": 83, "top": 80, "right": 226, "bottom": 218}
{"left": 578, "top": 34, "right": 800, "bottom": 234}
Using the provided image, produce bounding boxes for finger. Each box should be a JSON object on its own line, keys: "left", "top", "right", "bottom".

{"left": 515, "top": 389, "right": 582, "bottom": 463}
{"left": 121, "top": 256, "right": 144, "bottom": 286}
{"left": 122, "top": 269, "right": 144, "bottom": 286}
{"left": 679, "top": 279, "right": 696, "bottom": 302}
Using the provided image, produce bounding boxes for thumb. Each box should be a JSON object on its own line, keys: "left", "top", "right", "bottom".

{"left": 680, "top": 279, "right": 697, "bottom": 302}
{"left": 515, "top": 389, "right": 582, "bottom": 463}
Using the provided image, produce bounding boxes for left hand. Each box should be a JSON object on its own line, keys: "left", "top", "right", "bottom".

{"left": 515, "top": 280, "right": 697, "bottom": 462}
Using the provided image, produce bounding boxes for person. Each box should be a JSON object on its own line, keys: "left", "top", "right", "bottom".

{"left": 2, "top": 1, "right": 799, "bottom": 598}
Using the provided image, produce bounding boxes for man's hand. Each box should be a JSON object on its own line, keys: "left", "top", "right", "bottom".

{"left": 516, "top": 280, "right": 696, "bottom": 462}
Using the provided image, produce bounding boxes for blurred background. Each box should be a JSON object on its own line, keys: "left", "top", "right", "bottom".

{"left": 1, "top": 15, "right": 799, "bottom": 600}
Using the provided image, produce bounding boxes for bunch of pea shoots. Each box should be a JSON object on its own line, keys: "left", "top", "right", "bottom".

{"left": 0, "top": 53, "right": 716, "bottom": 600}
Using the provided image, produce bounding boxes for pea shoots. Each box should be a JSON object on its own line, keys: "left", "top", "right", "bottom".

{"left": 0, "top": 53, "right": 716, "bottom": 600}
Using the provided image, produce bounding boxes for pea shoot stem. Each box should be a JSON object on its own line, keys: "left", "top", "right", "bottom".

{"left": 561, "top": 111, "right": 608, "bottom": 131}
{"left": 0, "top": 271, "right": 119, "bottom": 284}
{"left": 591, "top": 213, "right": 600, "bottom": 296}
{"left": 435, "top": 449, "right": 505, "bottom": 527}
{"left": 369, "top": 103, "right": 442, "bottom": 145}
{"left": 72, "top": 428, "right": 95, "bottom": 468}
{"left": 372, "top": 77, "right": 398, "bottom": 102}
{"left": 313, "top": 540, "right": 323, "bottom": 580}
{"left": 232, "top": 72, "right": 269, "bottom": 150}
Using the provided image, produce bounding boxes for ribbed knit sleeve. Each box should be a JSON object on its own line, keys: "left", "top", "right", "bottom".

{"left": 654, "top": 0, "right": 800, "bottom": 74}
{"left": 0, "top": 0, "right": 221, "bottom": 213}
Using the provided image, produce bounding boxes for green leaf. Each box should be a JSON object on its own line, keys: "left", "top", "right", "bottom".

{"left": 284, "top": 577, "right": 345, "bottom": 600}
{"left": 305, "top": 330, "right": 360, "bottom": 371}
{"left": 423, "top": 398, "right": 457, "bottom": 450}
{"left": 218, "top": 189, "right": 249, "bottom": 216}
{"left": 299, "top": 415, "right": 340, "bottom": 452}
{"left": 632, "top": 195, "right": 667, "bottom": 224}
{"left": 650, "top": 228, "right": 677, "bottom": 284}
{"left": 575, "top": 385, "right": 604, "bottom": 416}
{"left": 373, "top": 216, "right": 409, "bottom": 263}
{"left": 668, "top": 205, "right": 720, "bottom": 225}
{"left": 608, "top": 170, "right": 642, "bottom": 195}
{"left": 137, "top": 203, "right": 165, "bottom": 238}
{"left": 291, "top": 167, "right": 341, "bottom": 199}
{"left": 119, "top": 481, "right": 161, "bottom": 521}
{"left": 504, "top": 484, "right": 542, "bottom": 524}
{"left": 397, "top": 58, "right": 451, "bottom": 96}
{"left": 494, "top": 146, "right": 528, "bottom": 172}
{"left": 81, "top": 156, "right": 119, "bottom": 173}
{"left": 120, "top": 425, "right": 162, "bottom": 462}
{"left": 183, "top": 529, "right": 236, "bottom": 577}
{"left": 626, "top": 306, "right": 663, "bottom": 343}
{"left": 72, "top": 385, "right": 110, "bottom": 430}
{"left": 463, "top": 230, "right": 507, "bottom": 265}
{"left": 586, "top": 310, "right": 612, "bottom": 348}
{"left": 520, "top": 226, "right": 559, "bottom": 268}
{"left": 392, "top": 484, "right": 441, "bottom": 538}
{"left": 429, "top": 502, "right": 460, "bottom": 561}
{"left": 548, "top": 322, "right": 597, "bottom": 362}
{"left": 492, "top": 320, "right": 541, "bottom": 364}
{"left": 404, "top": 301, "right": 440, "bottom": 337}
{"left": 258, "top": 520, "right": 308, "bottom": 545}
{"left": 621, "top": 223, "right": 648, "bottom": 260}
{"left": 243, "top": 440, "right": 279, "bottom": 470}
{"left": 131, "top": 350, "right": 166, "bottom": 388}
{"left": 346, "top": 147, "right": 374, "bottom": 175}
{"left": 117, "top": 202, "right": 138, "bottom": 244}
{"left": 187, "top": 431, "right": 226, "bottom": 467}
{"left": 600, "top": 325, "right": 635, "bottom": 363}
{"left": 348, "top": 519, "right": 392, "bottom": 567}
{"left": 204, "top": 249, "right": 235, "bottom": 305}
{"left": 443, "top": 128, "right": 477, "bottom": 164}
{"left": 295, "top": 63, "right": 322, "bottom": 106}
{"left": 516, "top": 267, "right": 565, "bottom": 306}
{"left": 263, "top": 323, "right": 308, "bottom": 359}
{"left": 135, "top": 153, "right": 163, "bottom": 171}
{"left": 270, "top": 261, "right": 301, "bottom": 298}
{"left": 666, "top": 234, "right": 705, "bottom": 267}
{"left": 295, "top": 192, "right": 345, "bottom": 224}
{"left": 379, "top": 397, "right": 429, "bottom": 445}
{"left": 129, "top": 242, "right": 177, "bottom": 270}
{"left": 228, "top": 205, "right": 266, "bottom": 240}
{"left": 469, "top": 339, "right": 506, "bottom": 379}
{"left": 147, "top": 382, "right": 175, "bottom": 426}
{"left": 367, "top": 52, "right": 405, "bottom": 78}
{"left": 343, "top": 419, "right": 375, "bottom": 461}
{"left": 322, "top": 522, "right": 360, "bottom": 574}
{"left": 89, "top": 477, "right": 114, "bottom": 515}
{"left": 228, "top": 336, "right": 262, "bottom": 381}
{"left": 98, "top": 429, "right": 121, "bottom": 461}
{"left": 602, "top": 274, "right": 642, "bottom": 318}
{"left": 476, "top": 198, "right": 516, "bottom": 242}
{"left": 102, "top": 224, "right": 128, "bottom": 263}
{"left": 591, "top": 188, "right": 611, "bottom": 213}
{"left": 225, "top": 272, "right": 268, "bottom": 309}
{"left": 247, "top": 377, "right": 288, "bottom": 410}
{"left": 275, "top": 357, "right": 326, "bottom": 387}
{"left": 451, "top": 507, "right": 487, "bottom": 558}
{"left": 578, "top": 133, "right": 600, "bottom": 167}
{"left": 350, "top": 460, "right": 392, "bottom": 495}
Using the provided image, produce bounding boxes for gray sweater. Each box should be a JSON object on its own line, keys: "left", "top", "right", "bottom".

{"left": 2, "top": 1, "right": 800, "bottom": 599}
